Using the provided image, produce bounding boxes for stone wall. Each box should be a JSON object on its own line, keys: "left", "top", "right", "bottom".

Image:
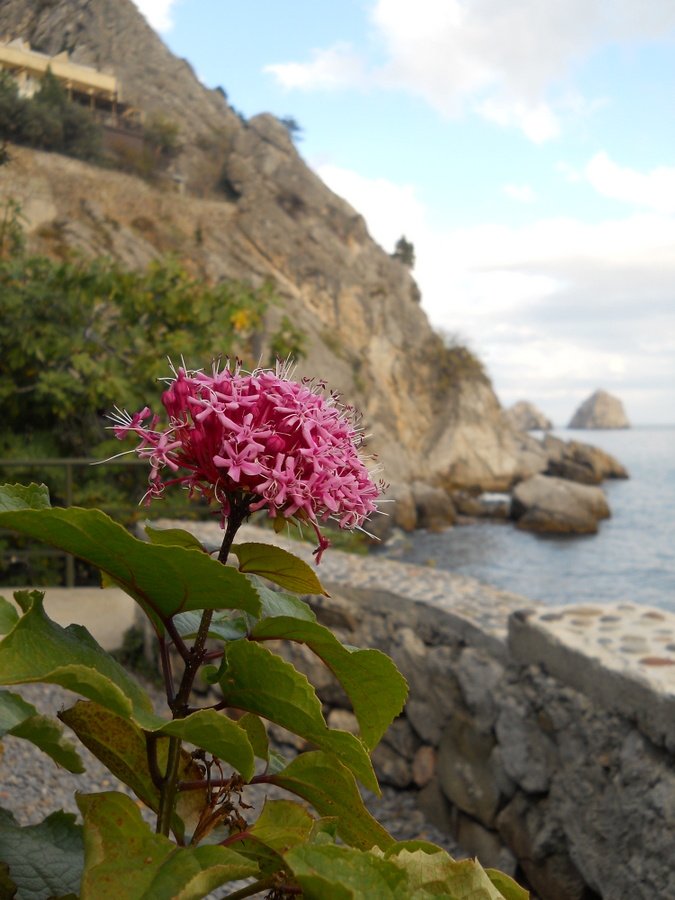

{"left": 153, "top": 522, "right": 675, "bottom": 900}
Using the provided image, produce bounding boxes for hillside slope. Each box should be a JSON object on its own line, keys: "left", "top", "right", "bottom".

{"left": 0, "top": 0, "right": 547, "bottom": 497}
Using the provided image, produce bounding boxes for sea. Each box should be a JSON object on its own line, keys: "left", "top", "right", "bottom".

{"left": 391, "top": 427, "right": 675, "bottom": 612}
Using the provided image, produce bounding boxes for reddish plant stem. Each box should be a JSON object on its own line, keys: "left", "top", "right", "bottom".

{"left": 155, "top": 495, "right": 251, "bottom": 836}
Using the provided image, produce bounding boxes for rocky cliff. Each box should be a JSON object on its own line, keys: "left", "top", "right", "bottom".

{"left": 0, "top": 0, "right": 549, "bottom": 500}
{"left": 503, "top": 401, "right": 552, "bottom": 432}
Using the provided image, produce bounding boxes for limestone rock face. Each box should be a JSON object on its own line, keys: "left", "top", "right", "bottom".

{"left": 568, "top": 390, "right": 629, "bottom": 429}
{"left": 0, "top": 0, "right": 549, "bottom": 495}
{"left": 503, "top": 401, "right": 552, "bottom": 432}
{"left": 510, "top": 475, "right": 610, "bottom": 534}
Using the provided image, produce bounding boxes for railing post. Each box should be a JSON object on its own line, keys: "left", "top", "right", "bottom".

{"left": 65, "top": 462, "right": 75, "bottom": 587}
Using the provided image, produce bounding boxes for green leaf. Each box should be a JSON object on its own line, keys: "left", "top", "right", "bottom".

{"left": 58, "top": 701, "right": 193, "bottom": 840}
{"left": 237, "top": 712, "right": 269, "bottom": 762}
{"left": 9, "top": 713, "right": 84, "bottom": 775}
{"left": 0, "top": 592, "right": 158, "bottom": 728}
{"left": 0, "top": 507, "right": 261, "bottom": 625}
{"left": 251, "top": 617, "right": 408, "bottom": 751}
{"left": 268, "top": 751, "right": 393, "bottom": 851}
{"left": 173, "top": 610, "right": 249, "bottom": 642}
{"left": 484, "top": 869, "right": 530, "bottom": 900}
{"left": 232, "top": 542, "right": 329, "bottom": 596}
{"left": 144, "top": 523, "right": 207, "bottom": 553}
{"left": 0, "top": 688, "right": 41, "bottom": 735}
{"left": 284, "top": 843, "right": 408, "bottom": 900}
{"left": 247, "top": 799, "right": 314, "bottom": 849}
{"left": 0, "top": 809, "right": 83, "bottom": 900}
{"left": 77, "top": 792, "right": 259, "bottom": 900}
{"left": 218, "top": 640, "right": 378, "bottom": 792}
{"left": 235, "top": 712, "right": 287, "bottom": 775}
{"left": 233, "top": 799, "right": 315, "bottom": 874}
{"left": 247, "top": 574, "right": 317, "bottom": 622}
{"left": 159, "top": 709, "right": 255, "bottom": 782}
{"left": 62, "top": 702, "right": 211, "bottom": 843}
{"left": 0, "top": 483, "right": 51, "bottom": 512}
{"left": 386, "top": 849, "right": 518, "bottom": 899}
{"left": 0, "top": 598, "right": 18, "bottom": 636}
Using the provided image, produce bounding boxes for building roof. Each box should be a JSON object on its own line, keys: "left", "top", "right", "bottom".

{"left": 0, "top": 38, "right": 120, "bottom": 100}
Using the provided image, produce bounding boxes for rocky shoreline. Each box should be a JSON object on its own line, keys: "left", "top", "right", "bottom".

{"left": 384, "top": 434, "right": 628, "bottom": 538}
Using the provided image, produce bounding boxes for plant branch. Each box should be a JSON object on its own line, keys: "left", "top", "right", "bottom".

{"left": 155, "top": 495, "right": 251, "bottom": 835}
{"left": 221, "top": 876, "right": 276, "bottom": 900}
{"left": 145, "top": 732, "right": 164, "bottom": 791}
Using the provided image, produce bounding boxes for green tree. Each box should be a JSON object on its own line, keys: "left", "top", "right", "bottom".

{"left": 392, "top": 235, "right": 415, "bottom": 268}
{"left": 280, "top": 115, "right": 303, "bottom": 142}
{"left": 0, "top": 253, "right": 274, "bottom": 456}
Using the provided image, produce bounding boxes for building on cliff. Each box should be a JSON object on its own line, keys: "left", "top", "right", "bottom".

{"left": 0, "top": 37, "right": 142, "bottom": 150}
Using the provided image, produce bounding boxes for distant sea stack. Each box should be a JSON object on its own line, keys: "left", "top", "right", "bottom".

{"left": 504, "top": 401, "right": 553, "bottom": 432}
{"left": 568, "top": 390, "right": 630, "bottom": 429}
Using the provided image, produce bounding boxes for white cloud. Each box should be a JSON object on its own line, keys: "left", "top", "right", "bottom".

{"left": 317, "top": 164, "right": 425, "bottom": 252}
{"left": 131, "top": 0, "right": 176, "bottom": 32}
{"left": 502, "top": 184, "right": 537, "bottom": 203}
{"left": 586, "top": 151, "right": 675, "bottom": 214}
{"left": 316, "top": 163, "right": 675, "bottom": 425}
{"left": 265, "top": 0, "right": 675, "bottom": 142}
{"left": 264, "top": 44, "right": 365, "bottom": 91}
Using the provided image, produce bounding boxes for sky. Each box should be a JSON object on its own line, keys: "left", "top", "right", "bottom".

{"left": 132, "top": 0, "right": 675, "bottom": 426}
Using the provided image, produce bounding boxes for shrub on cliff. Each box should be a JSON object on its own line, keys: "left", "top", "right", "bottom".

{"left": 0, "top": 70, "right": 103, "bottom": 162}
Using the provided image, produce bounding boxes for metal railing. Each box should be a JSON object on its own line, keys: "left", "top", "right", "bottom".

{"left": 0, "top": 457, "right": 207, "bottom": 587}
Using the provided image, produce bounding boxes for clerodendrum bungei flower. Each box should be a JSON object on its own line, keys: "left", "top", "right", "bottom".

{"left": 110, "top": 359, "right": 383, "bottom": 562}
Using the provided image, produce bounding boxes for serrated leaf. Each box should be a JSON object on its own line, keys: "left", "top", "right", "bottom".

{"left": 218, "top": 640, "right": 378, "bottom": 792}
{"left": 10, "top": 714, "right": 84, "bottom": 774}
{"left": 0, "top": 598, "right": 18, "bottom": 636}
{"left": 236, "top": 712, "right": 288, "bottom": 774}
{"left": 0, "top": 810, "right": 83, "bottom": 900}
{"left": 387, "top": 849, "right": 517, "bottom": 899}
{"left": 0, "top": 688, "right": 41, "bottom": 735}
{"left": 268, "top": 751, "right": 393, "bottom": 851}
{"left": 251, "top": 617, "right": 408, "bottom": 751}
{"left": 247, "top": 574, "right": 317, "bottom": 622}
{"left": 237, "top": 712, "right": 269, "bottom": 761}
{"left": 173, "top": 610, "right": 249, "bottom": 642}
{"left": 233, "top": 799, "right": 315, "bottom": 875}
{"left": 77, "top": 792, "right": 258, "bottom": 900}
{"left": 159, "top": 709, "right": 255, "bottom": 782}
{"left": 309, "top": 817, "right": 339, "bottom": 846}
{"left": 285, "top": 843, "right": 408, "bottom": 899}
{"left": 0, "top": 483, "right": 51, "bottom": 512}
{"left": 484, "top": 869, "right": 530, "bottom": 900}
{"left": 58, "top": 701, "right": 200, "bottom": 841}
{"left": 232, "top": 542, "right": 329, "bottom": 596}
{"left": 145, "top": 523, "right": 207, "bottom": 553}
{"left": 0, "top": 507, "right": 261, "bottom": 626}
{"left": 0, "top": 592, "right": 158, "bottom": 728}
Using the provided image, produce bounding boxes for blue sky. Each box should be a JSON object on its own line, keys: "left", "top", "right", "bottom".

{"left": 134, "top": 0, "right": 675, "bottom": 425}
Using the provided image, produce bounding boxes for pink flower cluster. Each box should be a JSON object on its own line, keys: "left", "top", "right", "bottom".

{"left": 111, "top": 361, "right": 383, "bottom": 561}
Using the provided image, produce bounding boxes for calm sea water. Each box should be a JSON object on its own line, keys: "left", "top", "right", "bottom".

{"left": 392, "top": 427, "right": 675, "bottom": 611}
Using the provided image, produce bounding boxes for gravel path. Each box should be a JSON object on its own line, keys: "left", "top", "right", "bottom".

{"left": 1, "top": 678, "right": 463, "bottom": 898}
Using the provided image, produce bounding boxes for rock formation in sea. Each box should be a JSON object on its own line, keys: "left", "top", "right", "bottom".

{"left": 503, "top": 401, "right": 553, "bottom": 431}
{"left": 568, "top": 390, "right": 630, "bottom": 429}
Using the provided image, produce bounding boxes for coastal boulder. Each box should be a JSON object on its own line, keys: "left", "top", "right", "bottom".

{"left": 511, "top": 475, "right": 610, "bottom": 534}
{"left": 544, "top": 436, "right": 628, "bottom": 484}
{"left": 568, "top": 390, "right": 629, "bottom": 429}
{"left": 504, "top": 401, "right": 553, "bottom": 432}
{"left": 410, "top": 482, "right": 457, "bottom": 530}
